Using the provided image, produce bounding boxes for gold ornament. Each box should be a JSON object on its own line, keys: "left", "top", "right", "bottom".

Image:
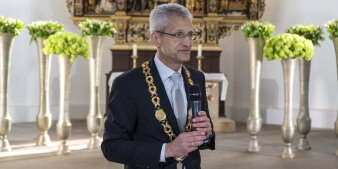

{"left": 148, "top": 86, "right": 157, "bottom": 96}
{"left": 142, "top": 61, "right": 195, "bottom": 164}
{"left": 146, "top": 76, "right": 154, "bottom": 85}
{"left": 155, "top": 109, "right": 166, "bottom": 121}
{"left": 152, "top": 96, "right": 160, "bottom": 108}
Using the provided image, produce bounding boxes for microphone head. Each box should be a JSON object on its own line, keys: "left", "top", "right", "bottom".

{"left": 190, "top": 84, "right": 201, "bottom": 101}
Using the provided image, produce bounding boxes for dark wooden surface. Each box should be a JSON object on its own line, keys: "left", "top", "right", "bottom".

{"left": 111, "top": 50, "right": 220, "bottom": 72}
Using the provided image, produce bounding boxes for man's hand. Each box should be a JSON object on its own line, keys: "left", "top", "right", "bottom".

{"left": 164, "top": 131, "right": 207, "bottom": 158}
{"left": 189, "top": 111, "right": 212, "bottom": 139}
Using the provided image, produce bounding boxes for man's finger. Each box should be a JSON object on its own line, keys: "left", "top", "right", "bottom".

{"left": 193, "top": 115, "right": 209, "bottom": 123}
{"left": 187, "top": 131, "right": 205, "bottom": 137}
{"left": 189, "top": 135, "right": 208, "bottom": 142}
{"left": 193, "top": 121, "right": 211, "bottom": 128}
{"left": 198, "top": 111, "right": 206, "bottom": 116}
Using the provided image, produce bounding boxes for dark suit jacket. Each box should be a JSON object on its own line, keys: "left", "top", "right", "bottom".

{"left": 101, "top": 57, "right": 215, "bottom": 169}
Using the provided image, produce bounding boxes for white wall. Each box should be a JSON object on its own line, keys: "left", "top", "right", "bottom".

{"left": 221, "top": 0, "right": 338, "bottom": 129}
{"left": 0, "top": 0, "right": 114, "bottom": 122}
{"left": 1, "top": 0, "right": 337, "bottom": 129}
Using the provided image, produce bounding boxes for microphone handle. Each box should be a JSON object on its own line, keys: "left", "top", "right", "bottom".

{"left": 191, "top": 100, "right": 210, "bottom": 145}
{"left": 191, "top": 100, "right": 200, "bottom": 131}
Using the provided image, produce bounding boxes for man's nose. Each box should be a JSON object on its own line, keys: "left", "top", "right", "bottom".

{"left": 181, "top": 36, "right": 192, "bottom": 46}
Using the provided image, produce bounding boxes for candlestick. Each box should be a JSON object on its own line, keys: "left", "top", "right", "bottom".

{"left": 197, "top": 55, "right": 204, "bottom": 71}
{"left": 133, "top": 44, "right": 137, "bottom": 56}
{"left": 131, "top": 55, "right": 138, "bottom": 68}
{"left": 197, "top": 44, "right": 202, "bottom": 56}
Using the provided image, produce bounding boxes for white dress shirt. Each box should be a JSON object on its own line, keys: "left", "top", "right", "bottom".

{"left": 154, "top": 54, "right": 188, "bottom": 163}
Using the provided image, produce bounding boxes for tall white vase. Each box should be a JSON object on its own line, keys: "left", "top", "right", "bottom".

{"left": 85, "top": 36, "right": 106, "bottom": 149}
{"left": 0, "top": 33, "right": 15, "bottom": 152}
{"left": 35, "top": 37, "right": 52, "bottom": 146}
{"left": 281, "top": 57, "right": 297, "bottom": 159}
{"left": 297, "top": 59, "right": 312, "bottom": 150}
{"left": 246, "top": 37, "right": 264, "bottom": 152}
{"left": 56, "top": 55, "right": 72, "bottom": 155}
{"left": 332, "top": 37, "right": 338, "bottom": 156}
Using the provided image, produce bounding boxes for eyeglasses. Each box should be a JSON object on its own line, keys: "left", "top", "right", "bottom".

{"left": 156, "top": 31, "right": 198, "bottom": 41}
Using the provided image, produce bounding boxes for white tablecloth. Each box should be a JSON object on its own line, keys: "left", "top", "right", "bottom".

{"left": 108, "top": 72, "right": 228, "bottom": 101}
{"left": 204, "top": 73, "right": 228, "bottom": 101}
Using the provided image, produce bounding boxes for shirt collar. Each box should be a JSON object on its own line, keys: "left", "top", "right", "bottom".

{"left": 154, "top": 53, "right": 182, "bottom": 81}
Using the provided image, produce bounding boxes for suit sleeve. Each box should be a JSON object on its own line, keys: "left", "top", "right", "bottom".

{"left": 101, "top": 76, "right": 163, "bottom": 168}
{"left": 199, "top": 73, "right": 216, "bottom": 150}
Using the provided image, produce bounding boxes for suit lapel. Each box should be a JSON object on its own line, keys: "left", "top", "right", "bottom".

{"left": 148, "top": 58, "right": 181, "bottom": 136}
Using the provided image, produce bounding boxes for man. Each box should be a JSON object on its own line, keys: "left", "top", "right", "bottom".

{"left": 101, "top": 3, "right": 215, "bottom": 169}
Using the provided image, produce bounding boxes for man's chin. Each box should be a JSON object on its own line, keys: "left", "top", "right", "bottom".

{"left": 180, "top": 54, "right": 190, "bottom": 63}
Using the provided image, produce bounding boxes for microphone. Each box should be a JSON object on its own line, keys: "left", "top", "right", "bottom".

{"left": 189, "top": 84, "right": 201, "bottom": 131}
{"left": 189, "top": 84, "right": 210, "bottom": 146}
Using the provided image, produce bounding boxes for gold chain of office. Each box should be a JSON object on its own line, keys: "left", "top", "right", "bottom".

{"left": 141, "top": 61, "right": 194, "bottom": 163}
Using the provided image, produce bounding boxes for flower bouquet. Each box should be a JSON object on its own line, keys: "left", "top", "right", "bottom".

{"left": 43, "top": 32, "right": 88, "bottom": 62}
{"left": 264, "top": 33, "right": 314, "bottom": 61}
{"left": 79, "top": 19, "right": 116, "bottom": 37}
{"left": 241, "top": 20, "right": 275, "bottom": 39}
{"left": 27, "top": 21, "right": 63, "bottom": 43}
{"left": 325, "top": 18, "right": 338, "bottom": 39}
{"left": 0, "top": 15, "right": 24, "bottom": 36}
{"left": 286, "top": 24, "right": 324, "bottom": 47}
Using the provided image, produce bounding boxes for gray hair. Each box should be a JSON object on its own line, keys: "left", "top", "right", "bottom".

{"left": 149, "top": 3, "right": 193, "bottom": 34}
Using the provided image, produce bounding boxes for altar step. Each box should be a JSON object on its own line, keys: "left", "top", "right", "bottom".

{"left": 213, "top": 117, "right": 236, "bottom": 133}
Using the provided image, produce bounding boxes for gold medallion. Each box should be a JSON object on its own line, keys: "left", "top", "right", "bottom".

{"left": 155, "top": 109, "right": 166, "bottom": 121}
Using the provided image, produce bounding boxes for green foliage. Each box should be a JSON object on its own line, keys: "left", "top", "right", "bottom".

{"left": 0, "top": 16, "right": 24, "bottom": 36}
{"left": 79, "top": 19, "right": 116, "bottom": 37}
{"left": 26, "top": 21, "right": 63, "bottom": 44}
{"left": 241, "top": 21, "right": 275, "bottom": 39}
{"left": 286, "top": 24, "right": 324, "bottom": 46}
{"left": 43, "top": 32, "right": 88, "bottom": 62}
{"left": 264, "top": 33, "right": 314, "bottom": 61}
{"left": 325, "top": 18, "right": 338, "bottom": 39}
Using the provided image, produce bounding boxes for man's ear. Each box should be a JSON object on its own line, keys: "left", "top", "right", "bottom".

{"left": 151, "top": 32, "right": 160, "bottom": 47}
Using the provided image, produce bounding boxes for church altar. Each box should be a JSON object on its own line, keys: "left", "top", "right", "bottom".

{"left": 66, "top": 0, "right": 266, "bottom": 133}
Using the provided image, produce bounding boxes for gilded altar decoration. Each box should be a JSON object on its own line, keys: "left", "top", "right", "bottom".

{"left": 66, "top": 0, "right": 265, "bottom": 45}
